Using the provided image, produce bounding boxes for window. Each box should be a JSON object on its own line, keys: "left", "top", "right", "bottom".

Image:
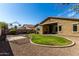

{"left": 59, "top": 25, "right": 62, "bottom": 31}
{"left": 73, "top": 24, "right": 77, "bottom": 32}
{"left": 36, "top": 27, "right": 40, "bottom": 31}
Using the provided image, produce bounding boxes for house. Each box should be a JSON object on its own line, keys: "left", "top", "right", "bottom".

{"left": 35, "top": 17, "right": 79, "bottom": 36}
{"left": 23, "top": 24, "right": 35, "bottom": 30}
{"left": 35, "top": 23, "right": 41, "bottom": 34}
{"left": 8, "top": 21, "right": 21, "bottom": 29}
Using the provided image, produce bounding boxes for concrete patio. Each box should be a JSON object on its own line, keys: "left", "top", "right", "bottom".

{"left": 5, "top": 34, "right": 79, "bottom": 56}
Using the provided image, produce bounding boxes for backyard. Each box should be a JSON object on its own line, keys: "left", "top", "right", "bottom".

{"left": 31, "top": 34, "right": 73, "bottom": 46}
{"left": 6, "top": 34, "right": 78, "bottom": 56}
{"left": 0, "top": 34, "right": 77, "bottom": 56}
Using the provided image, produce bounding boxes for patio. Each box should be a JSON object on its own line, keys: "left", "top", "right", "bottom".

{"left": 6, "top": 34, "right": 79, "bottom": 56}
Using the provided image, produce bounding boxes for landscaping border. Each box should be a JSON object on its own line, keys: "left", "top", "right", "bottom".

{"left": 29, "top": 34, "right": 75, "bottom": 48}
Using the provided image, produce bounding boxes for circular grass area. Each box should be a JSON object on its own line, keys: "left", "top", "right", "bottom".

{"left": 31, "top": 34, "right": 73, "bottom": 46}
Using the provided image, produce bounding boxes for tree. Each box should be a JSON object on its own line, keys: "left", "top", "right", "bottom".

{"left": 71, "top": 4, "right": 79, "bottom": 13}
{"left": 0, "top": 22, "right": 8, "bottom": 41}
{"left": 62, "top": 3, "right": 70, "bottom": 5}
{"left": 61, "top": 3, "right": 79, "bottom": 17}
{"left": 19, "top": 24, "right": 21, "bottom": 26}
{"left": 10, "top": 23, "right": 12, "bottom": 26}
{"left": 0, "top": 22, "right": 8, "bottom": 29}
{"left": 14, "top": 25, "right": 17, "bottom": 29}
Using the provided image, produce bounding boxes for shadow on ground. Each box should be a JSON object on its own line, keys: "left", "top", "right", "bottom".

{"left": 0, "top": 39, "right": 13, "bottom": 56}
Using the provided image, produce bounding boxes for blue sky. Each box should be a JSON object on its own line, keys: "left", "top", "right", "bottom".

{"left": 0, "top": 3, "right": 78, "bottom": 25}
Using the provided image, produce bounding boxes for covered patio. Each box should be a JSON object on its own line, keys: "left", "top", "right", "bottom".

{"left": 41, "top": 23, "right": 58, "bottom": 34}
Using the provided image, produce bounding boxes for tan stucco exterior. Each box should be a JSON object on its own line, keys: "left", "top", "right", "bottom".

{"left": 37, "top": 17, "right": 79, "bottom": 36}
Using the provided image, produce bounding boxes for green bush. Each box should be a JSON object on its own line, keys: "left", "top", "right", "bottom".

{"left": 9, "top": 29, "right": 17, "bottom": 35}
{"left": 0, "top": 22, "right": 8, "bottom": 41}
{"left": 0, "top": 22, "right": 8, "bottom": 29}
{"left": 26, "top": 30, "right": 36, "bottom": 34}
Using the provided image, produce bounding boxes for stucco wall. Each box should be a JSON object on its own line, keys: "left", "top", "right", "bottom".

{"left": 40, "top": 18, "right": 79, "bottom": 36}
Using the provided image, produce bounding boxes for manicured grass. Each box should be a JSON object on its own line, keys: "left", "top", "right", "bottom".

{"left": 31, "top": 34, "right": 72, "bottom": 46}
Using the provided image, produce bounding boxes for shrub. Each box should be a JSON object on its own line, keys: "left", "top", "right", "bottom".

{"left": 26, "top": 29, "right": 36, "bottom": 34}
{"left": 17, "top": 29, "right": 27, "bottom": 34}
{"left": 0, "top": 22, "right": 8, "bottom": 29}
{"left": 0, "top": 22, "right": 8, "bottom": 41}
{"left": 9, "top": 29, "right": 17, "bottom": 35}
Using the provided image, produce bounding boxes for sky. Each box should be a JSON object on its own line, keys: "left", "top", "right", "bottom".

{"left": 0, "top": 3, "right": 78, "bottom": 25}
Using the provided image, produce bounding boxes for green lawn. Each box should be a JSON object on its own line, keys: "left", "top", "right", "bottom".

{"left": 31, "top": 34, "right": 72, "bottom": 46}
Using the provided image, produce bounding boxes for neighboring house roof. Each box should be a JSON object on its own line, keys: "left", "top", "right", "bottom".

{"left": 34, "top": 24, "right": 40, "bottom": 27}
{"left": 35, "top": 16, "right": 79, "bottom": 27}
{"left": 23, "top": 24, "right": 34, "bottom": 30}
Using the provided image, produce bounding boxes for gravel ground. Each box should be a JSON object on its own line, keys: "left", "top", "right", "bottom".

{"left": 7, "top": 35, "right": 79, "bottom": 56}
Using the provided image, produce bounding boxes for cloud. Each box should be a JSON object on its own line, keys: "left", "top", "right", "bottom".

{"left": 67, "top": 12, "right": 76, "bottom": 17}
{"left": 57, "top": 8, "right": 72, "bottom": 17}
